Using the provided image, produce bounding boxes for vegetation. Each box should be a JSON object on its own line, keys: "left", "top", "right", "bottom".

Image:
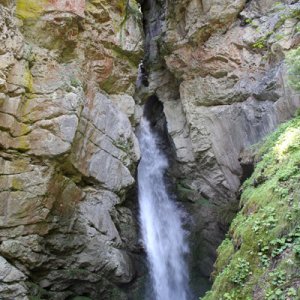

{"left": 286, "top": 47, "right": 300, "bottom": 91}
{"left": 201, "top": 116, "right": 300, "bottom": 300}
{"left": 251, "top": 5, "right": 300, "bottom": 50}
{"left": 16, "top": 0, "right": 47, "bottom": 20}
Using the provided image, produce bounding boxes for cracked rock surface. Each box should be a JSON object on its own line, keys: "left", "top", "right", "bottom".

{"left": 0, "top": 1, "right": 144, "bottom": 299}
{"left": 139, "top": 0, "right": 300, "bottom": 294}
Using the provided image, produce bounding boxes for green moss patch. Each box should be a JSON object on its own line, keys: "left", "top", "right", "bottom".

{"left": 16, "top": 0, "right": 48, "bottom": 20}
{"left": 202, "top": 116, "right": 300, "bottom": 300}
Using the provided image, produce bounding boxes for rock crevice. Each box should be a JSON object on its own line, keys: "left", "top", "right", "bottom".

{"left": 0, "top": 0, "right": 299, "bottom": 299}
{"left": 138, "top": 0, "right": 300, "bottom": 297}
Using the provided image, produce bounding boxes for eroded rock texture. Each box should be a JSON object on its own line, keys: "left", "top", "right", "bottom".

{"left": 1, "top": 0, "right": 300, "bottom": 298}
{"left": 0, "top": 1, "right": 144, "bottom": 299}
{"left": 139, "top": 0, "right": 300, "bottom": 294}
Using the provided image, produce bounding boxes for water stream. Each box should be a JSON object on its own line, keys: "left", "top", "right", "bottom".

{"left": 137, "top": 117, "right": 189, "bottom": 300}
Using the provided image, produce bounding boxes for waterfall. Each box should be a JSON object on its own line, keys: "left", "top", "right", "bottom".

{"left": 137, "top": 117, "right": 189, "bottom": 300}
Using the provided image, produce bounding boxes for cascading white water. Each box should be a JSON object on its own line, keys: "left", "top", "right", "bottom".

{"left": 137, "top": 117, "right": 189, "bottom": 300}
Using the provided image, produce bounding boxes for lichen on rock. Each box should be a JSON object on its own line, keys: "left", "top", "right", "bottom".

{"left": 1, "top": 0, "right": 300, "bottom": 298}
{"left": 0, "top": 0, "right": 144, "bottom": 298}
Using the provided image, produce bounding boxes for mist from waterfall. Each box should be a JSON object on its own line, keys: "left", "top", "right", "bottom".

{"left": 137, "top": 117, "right": 189, "bottom": 300}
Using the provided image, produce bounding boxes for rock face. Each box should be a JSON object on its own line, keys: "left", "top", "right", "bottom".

{"left": 139, "top": 0, "right": 300, "bottom": 295}
{"left": 1, "top": 0, "right": 300, "bottom": 299}
{"left": 202, "top": 115, "right": 300, "bottom": 299}
{"left": 0, "top": 1, "right": 144, "bottom": 299}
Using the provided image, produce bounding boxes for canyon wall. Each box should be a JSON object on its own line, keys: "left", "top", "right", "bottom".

{"left": 0, "top": 0, "right": 299, "bottom": 299}
{"left": 139, "top": 0, "right": 300, "bottom": 293}
{"left": 0, "top": 0, "right": 145, "bottom": 299}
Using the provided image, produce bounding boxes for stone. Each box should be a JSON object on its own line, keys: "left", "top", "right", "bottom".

{"left": 0, "top": 256, "right": 27, "bottom": 282}
{"left": 46, "top": 0, "right": 86, "bottom": 18}
{"left": 0, "top": 256, "right": 28, "bottom": 300}
{"left": 79, "top": 191, "right": 122, "bottom": 244}
{"left": 110, "top": 94, "right": 136, "bottom": 119}
{"left": 2, "top": 0, "right": 299, "bottom": 298}
{"left": 140, "top": 0, "right": 300, "bottom": 290}
{"left": 116, "top": 1, "right": 143, "bottom": 56}
{"left": 7, "top": 60, "right": 32, "bottom": 92}
{"left": 180, "top": 75, "right": 250, "bottom": 107}
{"left": 0, "top": 157, "right": 54, "bottom": 229}
{"left": 0, "top": 283, "right": 28, "bottom": 300}
{"left": 0, "top": 1, "right": 144, "bottom": 297}
{"left": 71, "top": 92, "right": 139, "bottom": 191}
{"left": 0, "top": 236, "right": 48, "bottom": 269}
{"left": 27, "top": 128, "right": 72, "bottom": 156}
{"left": 164, "top": 99, "right": 195, "bottom": 163}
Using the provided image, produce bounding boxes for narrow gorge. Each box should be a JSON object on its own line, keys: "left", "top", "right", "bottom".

{"left": 0, "top": 0, "right": 299, "bottom": 299}
{"left": 138, "top": 116, "right": 189, "bottom": 300}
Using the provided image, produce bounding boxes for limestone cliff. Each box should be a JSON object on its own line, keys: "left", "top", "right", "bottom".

{"left": 138, "top": 0, "right": 300, "bottom": 294}
{"left": 0, "top": 0, "right": 300, "bottom": 299}
{"left": 0, "top": 0, "right": 144, "bottom": 299}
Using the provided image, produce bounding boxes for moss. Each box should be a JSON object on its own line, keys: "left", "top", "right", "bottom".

{"left": 18, "top": 123, "right": 31, "bottom": 136}
{"left": 202, "top": 116, "right": 300, "bottom": 300}
{"left": 16, "top": 0, "right": 47, "bottom": 20}
{"left": 23, "top": 65, "right": 34, "bottom": 93}
{"left": 214, "top": 238, "right": 234, "bottom": 275}
{"left": 11, "top": 177, "right": 23, "bottom": 191}
{"left": 116, "top": 0, "right": 127, "bottom": 16}
{"left": 117, "top": 0, "right": 142, "bottom": 49}
{"left": 15, "top": 135, "right": 30, "bottom": 152}
{"left": 286, "top": 46, "right": 300, "bottom": 92}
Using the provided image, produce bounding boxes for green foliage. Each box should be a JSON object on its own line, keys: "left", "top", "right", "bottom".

{"left": 176, "top": 181, "right": 193, "bottom": 202}
{"left": 113, "top": 138, "right": 133, "bottom": 154}
{"left": 287, "top": 288, "right": 297, "bottom": 297}
{"left": 270, "top": 270, "right": 287, "bottom": 287}
{"left": 251, "top": 6, "right": 300, "bottom": 53}
{"left": 294, "top": 243, "right": 300, "bottom": 258}
{"left": 252, "top": 37, "right": 267, "bottom": 49}
{"left": 70, "top": 77, "right": 81, "bottom": 88}
{"left": 229, "top": 258, "right": 252, "bottom": 286}
{"left": 252, "top": 207, "right": 277, "bottom": 234}
{"left": 214, "top": 238, "right": 234, "bottom": 273}
{"left": 265, "top": 288, "right": 285, "bottom": 300}
{"left": 286, "top": 47, "right": 300, "bottom": 91}
{"left": 201, "top": 116, "right": 300, "bottom": 300}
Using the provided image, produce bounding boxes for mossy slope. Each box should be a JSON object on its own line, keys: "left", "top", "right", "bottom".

{"left": 202, "top": 116, "right": 300, "bottom": 300}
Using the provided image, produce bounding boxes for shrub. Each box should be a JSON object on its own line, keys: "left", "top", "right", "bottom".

{"left": 286, "top": 47, "right": 300, "bottom": 91}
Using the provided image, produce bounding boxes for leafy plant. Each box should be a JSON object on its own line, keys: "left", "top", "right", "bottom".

{"left": 270, "top": 270, "right": 287, "bottom": 287}
{"left": 252, "top": 37, "right": 267, "bottom": 49}
{"left": 294, "top": 243, "right": 300, "bottom": 258}
{"left": 287, "top": 287, "right": 297, "bottom": 297}
{"left": 265, "top": 288, "right": 285, "bottom": 300}
{"left": 252, "top": 208, "right": 278, "bottom": 234}
{"left": 286, "top": 47, "right": 300, "bottom": 91}
{"left": 230, "top": 258, "right": 252, "bottom": 286}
